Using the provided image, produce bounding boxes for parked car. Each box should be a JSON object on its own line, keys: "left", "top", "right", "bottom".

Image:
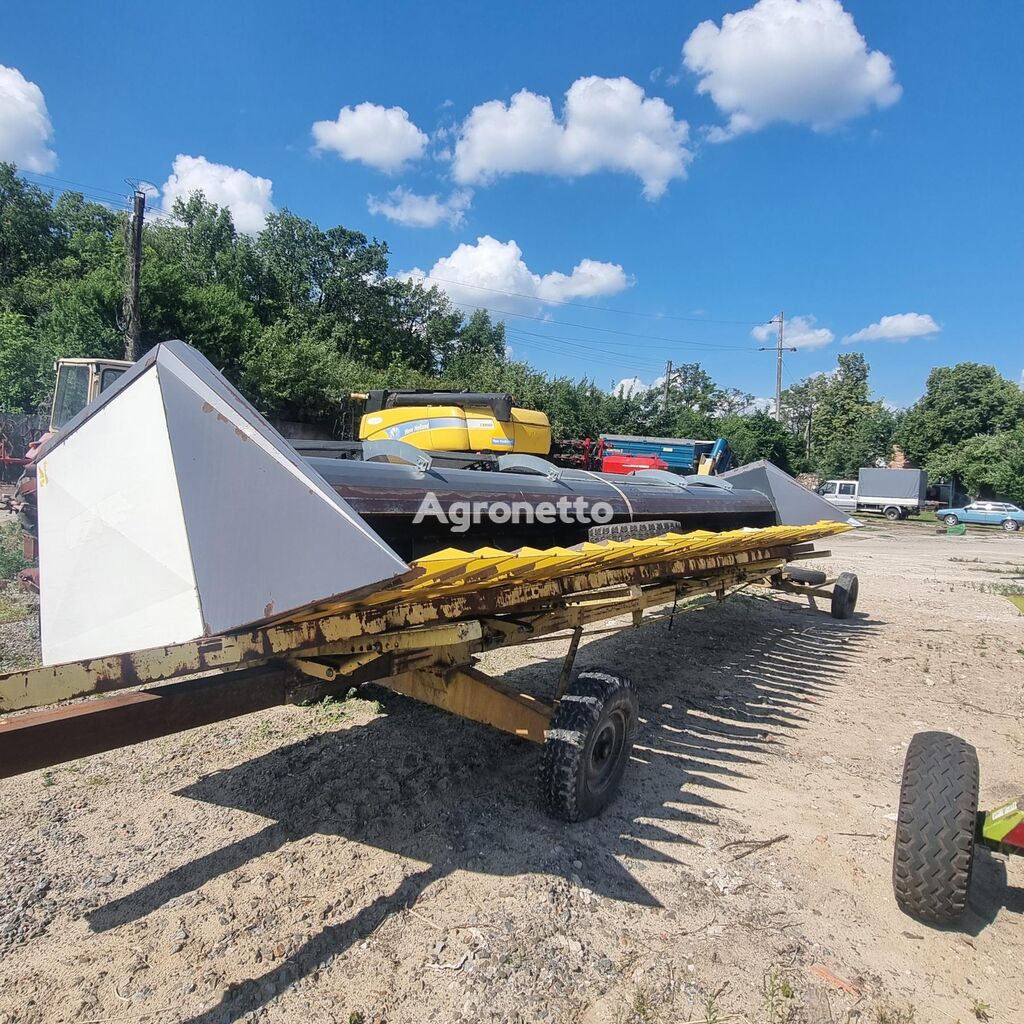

{"left": 936, "top": 501, "right": 1024, "bottom": 531}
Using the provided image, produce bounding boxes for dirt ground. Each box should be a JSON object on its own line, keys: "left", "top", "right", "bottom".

{"left": 0, "top": 524, "right": 1021, "bottom": 1024}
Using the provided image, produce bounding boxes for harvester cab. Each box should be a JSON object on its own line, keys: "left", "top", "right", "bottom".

{"left": 11, "top": 357, "right": 131, "bottom": 568}
{"left": 350, "top": 389, "right": 552, "bottom": 456}
{"left": 48, "top": 358, "right": 133, "bottom": 433}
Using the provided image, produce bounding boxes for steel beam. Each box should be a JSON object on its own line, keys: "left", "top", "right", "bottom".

{"left": 0, "top": 665, "right": 295, "bottom": 779}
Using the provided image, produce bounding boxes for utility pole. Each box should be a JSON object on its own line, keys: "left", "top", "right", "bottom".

{"left": 774, "top": 310, "right": 784, "bottom": 420}
{"left": 757, "top": 311, "right": 796, "bottom": 421}
{"left": 662, "top": 359, "right": 673, "bottom": 406}
{"left": 122, "top": 189, "right": 146, "bottom": 361}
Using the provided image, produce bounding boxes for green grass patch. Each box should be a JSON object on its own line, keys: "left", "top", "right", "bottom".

{"left": 0, "top": 594, "right": 29, "bottom": 623}
{"left": 0, "top": 521, "right": 31, "bottom": 581}
{"left": 1006, "top": 595, "right": 1024, "bottom": 613}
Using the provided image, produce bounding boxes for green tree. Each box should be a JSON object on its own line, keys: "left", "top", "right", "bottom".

{"left": 784, "top": 353, "right": 896, "bottom": 477}
{"left": 0, "top": 164, "right": 60, "bottom": 293}
{"left": 897, "top": 363, "right": 1024, "bottom": 464}
{"left": 719, "top": 410, "right": 804, "bottom": 474}
{"left": 926, "top": 428, "right": 1024, "bottom": 505}
{"left": 0, "top": 311, "right": 49, "bottom": 411}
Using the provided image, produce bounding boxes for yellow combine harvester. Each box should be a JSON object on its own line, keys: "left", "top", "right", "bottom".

{"left": 351, "top": 389, "right": 551, "bottom": 455}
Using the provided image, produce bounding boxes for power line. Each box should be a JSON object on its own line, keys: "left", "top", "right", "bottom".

{"left": 24, "top": 181, "right": 134, "bottom": 211}
{"left": 21, "top": 170, "right": 131, "bottom": 200}
{"left": 505, "top": 335, "right": 671, "bottom": 374}
{"left": 505, "top": 323, "right": 755, "bottom": 354}
{"left": 449, "top": 298, "right": 760, "bottom": 351}
{"left": 418, "top": 273, "right": 768, "bottom": 326}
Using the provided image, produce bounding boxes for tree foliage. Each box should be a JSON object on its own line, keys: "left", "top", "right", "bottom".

{"left": 1, "top": 163, "right": 1019, "bottom": 496}
{"left": 896, "top": 363, "right": 1024, "bottom": 464}
{"left": 781, "top": 353, "right": 898, "bottom": 478}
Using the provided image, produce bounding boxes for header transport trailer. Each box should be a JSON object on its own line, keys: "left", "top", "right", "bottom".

{"left": 0, "top": 342, "right": 858, "bottom": 820}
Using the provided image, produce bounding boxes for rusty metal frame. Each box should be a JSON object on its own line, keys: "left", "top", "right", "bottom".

{"left": 0, "top": 540, "right": 837, "bottom": 779}
{"left": 0, "top": 544, "right": 795, "bottom": 714}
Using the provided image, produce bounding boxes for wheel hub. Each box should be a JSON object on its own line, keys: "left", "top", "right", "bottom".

{"left": 586, "top": 711, "right": 625, "bottom": 793}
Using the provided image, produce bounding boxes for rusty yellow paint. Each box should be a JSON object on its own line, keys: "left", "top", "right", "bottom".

{"left": 380, "top": 666, "right": 552, "bottom": 743}
{"left": 0, "top": 520, "right": 848, "bottom": 715}
{"left": 289, "top": 658, "right": 338, "bottom": 681}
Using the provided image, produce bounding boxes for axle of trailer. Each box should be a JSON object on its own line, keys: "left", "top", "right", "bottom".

{"left": 0, "top": 523, "right": 854, "bottom": 821}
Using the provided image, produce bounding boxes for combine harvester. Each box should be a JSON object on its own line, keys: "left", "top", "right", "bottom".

{"left": 0, "top": 342, "right": 858, "bottom": 820}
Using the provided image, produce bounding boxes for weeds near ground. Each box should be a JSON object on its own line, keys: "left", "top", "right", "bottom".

{"left": 761, "top": 969, "right": 796, "bottom": 1024}
{"left": 0, "top": 592, "right": 29, "bottom": 624}
{"left": 875, "top": 1005, "right": 916, "bottom": 1024}
{"left": 702, "top": 990, "right": 722, "bottom": 1024}
{"left": 628, "top": 984, "right": 659, "bottom": 1022}
{"left": 0, "top": 521, "right": 30, "bottom": 581}
{"left": 305, "top": 689, "right": 385, "bottom": 731}
{"left": 970, "top": 998, "right": 992, "bottom": 1021}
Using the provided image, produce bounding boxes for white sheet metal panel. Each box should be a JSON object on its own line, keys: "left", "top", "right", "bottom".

{"left": 719, "top": 460, "right": 858, "bottom": 527}
{"left": 155, "top": 346, "right": 409, "bottom": 633}
{"left": 36, "top": 341, "right": 410, "bottom": 664}
{"left": 38, "top": 365, "right": 204, "bottom": 664}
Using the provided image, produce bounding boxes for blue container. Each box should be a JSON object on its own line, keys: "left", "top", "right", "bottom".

{"left": 600, "top": 434, "right": 718, "bottom": 474}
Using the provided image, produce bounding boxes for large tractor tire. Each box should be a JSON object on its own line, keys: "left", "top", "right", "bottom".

{"left": 539, "top": 670, "right": 638, "bottom": 822}
{"left": 892, "top": 731, "right": 979, "bottom": 926}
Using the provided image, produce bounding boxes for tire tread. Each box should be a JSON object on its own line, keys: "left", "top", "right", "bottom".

{"left": 539, "top": 671, "right": 638, "bottom": 822}
{"left": 892, "top": 731, "right": 979, "bottom": 925}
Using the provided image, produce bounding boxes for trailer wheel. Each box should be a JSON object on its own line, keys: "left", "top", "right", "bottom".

{"left": 539, "top": 670, "right": 638, "bottom": 822}
{"left": 892, "top": 731, "right": 979, "bottom": 925}
{"left": 884, "top": 505, "right": 901, "bottom": 521}
{"left": 1002, "top": 518, "right": 1020, "bottom": 532}
{"left": 943, "top": 514, "right": 959, "bottom": 526}
{"left": 588, "top": 520, "right": 681, "bottom": 543}
{"left": 830, "top": 572, "right": 859, "bottom": 619}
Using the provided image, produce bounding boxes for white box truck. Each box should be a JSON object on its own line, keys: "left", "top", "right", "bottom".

{"left": 818, "top": 468, "right": 927, "bottom": 521}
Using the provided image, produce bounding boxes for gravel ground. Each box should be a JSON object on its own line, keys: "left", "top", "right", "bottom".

{"left": 0, "top": 524, "right": 1021, "bottom": 1024}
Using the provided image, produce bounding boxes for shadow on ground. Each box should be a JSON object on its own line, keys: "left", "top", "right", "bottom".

{"left": 88, "top": 595, "right": 882, "bottom": 1023}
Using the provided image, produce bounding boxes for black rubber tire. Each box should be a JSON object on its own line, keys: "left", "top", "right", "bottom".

{"left": 539, "top": 670, "right": 639, "bottom": 822}
{"left": 943, "top": 514, "right": 959, "bottom": 527}
{"left": 588, "top": 519, "right": 681, "bottom": 543}
{"left": 1002, "top": 519, "right": 1019, "bottom": 532}
{"left": 884, "top": 506, "right": 901, "bottom": 521}
{"left": 784, "top": 566, "right": 827, "bottom": 586}
{"left": 892, "top": 731, "right": 979, "bottom": 925}
{"left": 830, "top": 571, "right": 859, "bottom": 619}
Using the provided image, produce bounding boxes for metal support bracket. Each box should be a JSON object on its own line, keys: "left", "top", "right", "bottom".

{"left": 380, "top": 665, "right": 553, "bottom": 743}
{"left": 496, "top": 454, "right": 563, "bottom": 481}
{"left": 554, "top": 626, "right": 584, "bottom": 702}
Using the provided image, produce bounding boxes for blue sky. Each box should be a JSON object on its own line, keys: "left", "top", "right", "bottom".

{"left": 2, "top": 0, "right": 1022, "bottom": 407}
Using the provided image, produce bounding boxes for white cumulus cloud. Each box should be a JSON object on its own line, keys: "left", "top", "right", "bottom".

{"left": 312, "top": 103, "right": 428, "bottom": 172}
{"left": 752, "top": 314, "right": 834, "bottom": 350}
{"left": 366, "top": 187, "right": 471, "bottom": 228}
{"left": 683, "top": 0, "right": 901, "bottom": 140}
{"left": 402, "top": 235, "right": 631, "bottom": 314}
{"left": 159, "top": 155, "right": 274, "bottom": 235}
{"left": 0, "top": 65, "right": 56, "bottom": 172}
{"left": 614, "top": 376, "right": 654, "bottom": 398}
{"left": 452, "top": 76, "right": 692, "bottom": 199}
{"left": 844, "top": 312, "right": 940, "bottom": 344}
